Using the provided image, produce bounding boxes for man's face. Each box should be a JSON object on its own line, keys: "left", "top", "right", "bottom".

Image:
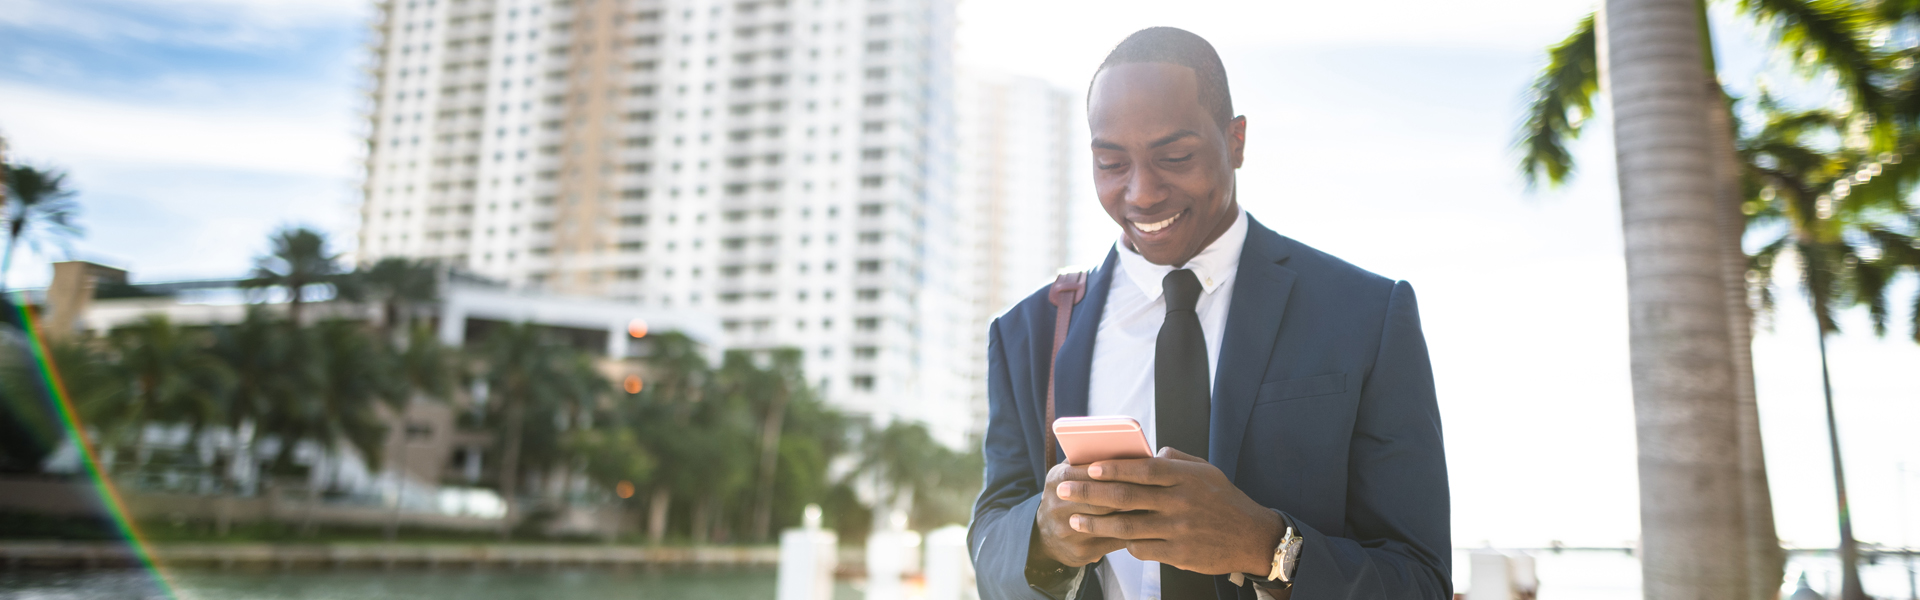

{"left": 1088, "top": 62, "right": 1245, "bottom": 267}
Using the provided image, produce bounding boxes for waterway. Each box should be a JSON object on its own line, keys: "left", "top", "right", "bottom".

{"left": 0, "top": 568, "right": 861, "bottom": 600}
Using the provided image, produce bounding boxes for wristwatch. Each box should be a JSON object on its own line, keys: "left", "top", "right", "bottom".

{"left": 1265, "top": 521, "right": 1303, "bottom": 585}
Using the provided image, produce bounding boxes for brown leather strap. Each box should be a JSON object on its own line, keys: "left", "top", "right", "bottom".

{"left": 1044, "top": 271, "right": 1088, "bottom": 468}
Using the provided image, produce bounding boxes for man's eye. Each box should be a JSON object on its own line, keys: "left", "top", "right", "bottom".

{"left": 1163, "top": 154, "right": 1193, "bottom": 162}
{"left": 1097, "top": 162, "right": 1124, "bottom": 170}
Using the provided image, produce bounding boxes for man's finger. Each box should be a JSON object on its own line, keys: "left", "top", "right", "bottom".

{"left": 1157, "top": 446, "right": 1205, "bottom": 463}
{"left": 1122, "top": 539, "right": 1177, "bottom": 565}
{"left": 1068, "top": 512, "right": 1164, "bottom": 540}
{"left": 1060, "top": 481, "right": 1163, "bottom": 511}
{"left": 1086, "top": 457, "right": 1184, "bottom": 486}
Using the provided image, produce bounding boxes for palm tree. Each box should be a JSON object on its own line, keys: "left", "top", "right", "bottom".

{"left": 1739, "top": 100, "right": 1920, "bottom": 600}
{"left": 1521, "top": 3, "right": 1881, "bottom": 596}
{"left": 848, "top": 421, "right": 982, "bottom": 530}
{"left": 356, "top": 258, "right": 440, "bottom": 341}
{"left": 255, "top": 321, "right": 401, "bottom": 481}
{"left": 476, "top": 322, "right": 612, "bottom": 541}
{"left": 104, "top": 315, "right": 233, "bottom": 470}
{"left": 0, "top": 164, "right": 81, "bottom": 294}
{"left": 1602, "top": 1, "right": 1755, "bottom": 598}
{"left": 716, "top": 348, "right": 812, "bottom": 542}
{"left": 209, "top": 308, "right": 295, "bottom": 491}
{"left": 242, "top": 227, "right": 343, "bottom": 325}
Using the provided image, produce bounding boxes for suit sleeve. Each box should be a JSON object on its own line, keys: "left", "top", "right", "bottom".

{"left": 969, "top": 318, "right": 1071, "bottom": 600}
{"left": 1286, "top": 280, "right": 1453, "bottom": 600}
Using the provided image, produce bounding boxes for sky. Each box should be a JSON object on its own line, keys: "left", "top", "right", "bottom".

{"left": 2, "top": 0, "right": 1917, "bottom": 558}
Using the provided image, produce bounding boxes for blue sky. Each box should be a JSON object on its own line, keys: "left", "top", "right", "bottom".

{"left": 0, "top": 0, "right": 371, "bottom": 284}
{"left": 4, "top": 0, "right": 1919, "bottom": 575}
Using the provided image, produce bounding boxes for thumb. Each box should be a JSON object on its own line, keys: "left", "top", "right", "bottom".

{"left": 1157, "top": 447, "right": 1205, "bottom": 463}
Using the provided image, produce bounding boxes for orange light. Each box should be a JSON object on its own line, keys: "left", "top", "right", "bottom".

{"left": 615, "top": 481, "right": 634, "bottom": 499}
{"left": 627, "top": 318, "right": 648, "bottom": 338}
{"left": 623, "top": 375, "right": 643, "bottom": 394}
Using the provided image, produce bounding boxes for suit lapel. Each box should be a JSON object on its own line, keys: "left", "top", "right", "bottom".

{"left": 1210, "top": 216, "right": 1296, "bottom": 482}
{"left": 1052, "top": 249, "right": 1119, "bottom": 433}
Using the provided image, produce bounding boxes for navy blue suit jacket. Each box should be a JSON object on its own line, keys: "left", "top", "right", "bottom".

{"left": 969, "top": 215, "right": 1451, "bottom": 600}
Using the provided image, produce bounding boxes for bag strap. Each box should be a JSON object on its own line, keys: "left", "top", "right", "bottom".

{"left": 1044, "top": 270, "right": 1089, "bottom": 468}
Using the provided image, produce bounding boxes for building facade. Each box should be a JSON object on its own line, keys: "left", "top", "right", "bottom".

{"left": 953, "top": 70, "right": 1077, "bottom": 439}
{"left": 359, "top": 0, "right": 958, "bottom": 427}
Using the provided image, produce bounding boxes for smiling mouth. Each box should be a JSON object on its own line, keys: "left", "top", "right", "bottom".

{"left": 1131, "top": 211, "right": 1183, "bottom": 233}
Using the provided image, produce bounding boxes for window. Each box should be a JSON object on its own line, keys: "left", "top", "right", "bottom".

{"left": 619, "top": 215, "right": 647, "bottom": 225}
{"left": 855, "top": 317, "right": 880, "bottom": 331}
{"left": 858, "top": 231, "right": 883, "bottom": 244}
{"left": 851, "top": 375, "right": 875, "bottom": 391}
{"left": 854, "top": 346, "right": 878, "bottom": 359}
{"left": 861, "top": 148, "right": 884, "bottom": 161}
{"left": 857, "top": 260, "right": 882, "bottom": 273}
{"left": 621, "top": 188, "right": 649, "bottom": 199}
{"left": 860, "top": 176, "right": 883, "bottom": 188}
{"left": 856, "top": 288, "right": 880, "bottom": 301}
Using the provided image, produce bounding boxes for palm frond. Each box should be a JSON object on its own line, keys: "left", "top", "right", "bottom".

{"left": 1517, "top": 12, "right": 1599, "bottom": 189}
{"left": 1738, "top": 0, "right": 1888, "bottom": 124}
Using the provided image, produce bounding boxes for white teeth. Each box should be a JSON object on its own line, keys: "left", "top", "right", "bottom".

{"left": 1132, "top": 212, "right": 1182, "bottom": 233}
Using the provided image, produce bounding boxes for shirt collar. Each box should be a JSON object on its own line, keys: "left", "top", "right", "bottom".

{"left": 1114, "top": 208, "right": 1248, "bottom": 302}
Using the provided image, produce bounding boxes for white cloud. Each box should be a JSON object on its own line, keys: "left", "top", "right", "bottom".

{"left": 0, "top": 0, "right": 367, "bottom": 49}
{"left": 0, "top": 82, "right": 360, "bottom": 179}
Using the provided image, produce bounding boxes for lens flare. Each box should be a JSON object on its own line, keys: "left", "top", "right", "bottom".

{"left": 623, "top": 374, "right": 643, "bottom": 394}
{"left": 10, "top": 297, "right": 181, "bottom": 599}
{"left": 626, "top": 318, "right": 648, "bottom": 338}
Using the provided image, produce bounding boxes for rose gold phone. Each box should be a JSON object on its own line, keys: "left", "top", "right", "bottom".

{"left": 1052, "top": 416, "right": 1154, "bottom": 465}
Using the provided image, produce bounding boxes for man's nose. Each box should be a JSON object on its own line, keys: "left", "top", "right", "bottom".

{"left": 1124, "top": 164, "right": 1168, "bottom": 209}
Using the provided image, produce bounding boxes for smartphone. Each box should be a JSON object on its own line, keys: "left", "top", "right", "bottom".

{"left": 1052, "top": 416, "right": 1154, "bottom": 465}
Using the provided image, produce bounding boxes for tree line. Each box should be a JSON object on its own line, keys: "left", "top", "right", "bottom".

{"left": 0, "top": 224, "right": 982, "bottom": 544}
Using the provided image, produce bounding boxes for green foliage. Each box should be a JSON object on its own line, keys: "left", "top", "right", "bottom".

{"left": 1739, "top": 95, "right": 1920, "bottom": 338}
{"left": 1517, "top": 13, "right": 1598, "bottom": 188}
{"left": 240, "top": 226, "right": 344, "bottom": 323}
{"left": 0, "top": 163, "right": 81, "bottom": 292}
{"left": 850, "top": 420, "right": 985, "bottom": 530}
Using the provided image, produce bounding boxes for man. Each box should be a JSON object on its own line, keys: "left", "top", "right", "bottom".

{"left": 968, "top": 28, "right": 1451, "bottom": 600}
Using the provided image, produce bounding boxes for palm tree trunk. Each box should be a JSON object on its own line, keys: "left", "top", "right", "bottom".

{"left": 1706, "top": 79, "right": 1787, "bottom": 600}
{"left": 647, "top": 487, "right": 671, "bottom": 545}
{"left": 1816, "top": 330, "right": 1867, "bottom": 600}
{"left": 691, "top": 494, "right": 711, "bottom": 546}
{"left": 498, "top": 395, "right": 525, "bottom": 542}
{"left": 1602, "top": 1, "right": 1752, "bottom": 598}
{"left": 752, "top": 391, "right": 789, "bottom": 541}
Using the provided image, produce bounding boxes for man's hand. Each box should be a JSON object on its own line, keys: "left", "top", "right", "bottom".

{"left": 1058, "top": 448, "right": 1284, "bottom": 576}
{"left": 1032, "top": 461, "right": 1129, "bottom": 567}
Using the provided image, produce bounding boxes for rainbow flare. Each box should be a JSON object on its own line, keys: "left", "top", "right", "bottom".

{"left": 10, "top": 296, "right": 182, "bottom": 599}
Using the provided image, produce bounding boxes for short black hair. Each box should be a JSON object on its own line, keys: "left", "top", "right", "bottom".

{"left": 1091, "top": 27, "right": 1235, "bottom": 129}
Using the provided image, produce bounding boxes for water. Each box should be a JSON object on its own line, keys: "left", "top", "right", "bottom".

{"left": 0, "top": 569, "right": 863, "bottom": 600}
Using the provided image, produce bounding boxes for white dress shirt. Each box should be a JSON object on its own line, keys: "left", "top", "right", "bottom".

{"left": 1084, "top": 209, "right": 1247, "bottom": 600}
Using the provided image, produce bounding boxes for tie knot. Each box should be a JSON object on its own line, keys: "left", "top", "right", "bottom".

{"left": 1163, "top": 269, "right": 1202, "bottom": 313}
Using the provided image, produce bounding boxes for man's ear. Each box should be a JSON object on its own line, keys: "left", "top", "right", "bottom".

{"left": 1226, "top": 116, "right": 1247, "bottom": 169}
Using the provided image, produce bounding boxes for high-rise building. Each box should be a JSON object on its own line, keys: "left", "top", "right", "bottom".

{"left": 953, "top": 70, "right": 1077, "bottom": 439}
{"left": 359, "top": 0, "right": 956, "bottom": 425}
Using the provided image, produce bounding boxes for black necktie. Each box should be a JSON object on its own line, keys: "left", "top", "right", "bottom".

{"left": 1156, "top": 269, "right": 1213, "bottom": 600}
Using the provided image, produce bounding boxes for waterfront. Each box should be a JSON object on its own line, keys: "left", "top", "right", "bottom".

{"left": 3, "top": 550, "right": 1915, "bottom": 600}
{"left": 0, "top": 568, "right": 862, "bottom": 600}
